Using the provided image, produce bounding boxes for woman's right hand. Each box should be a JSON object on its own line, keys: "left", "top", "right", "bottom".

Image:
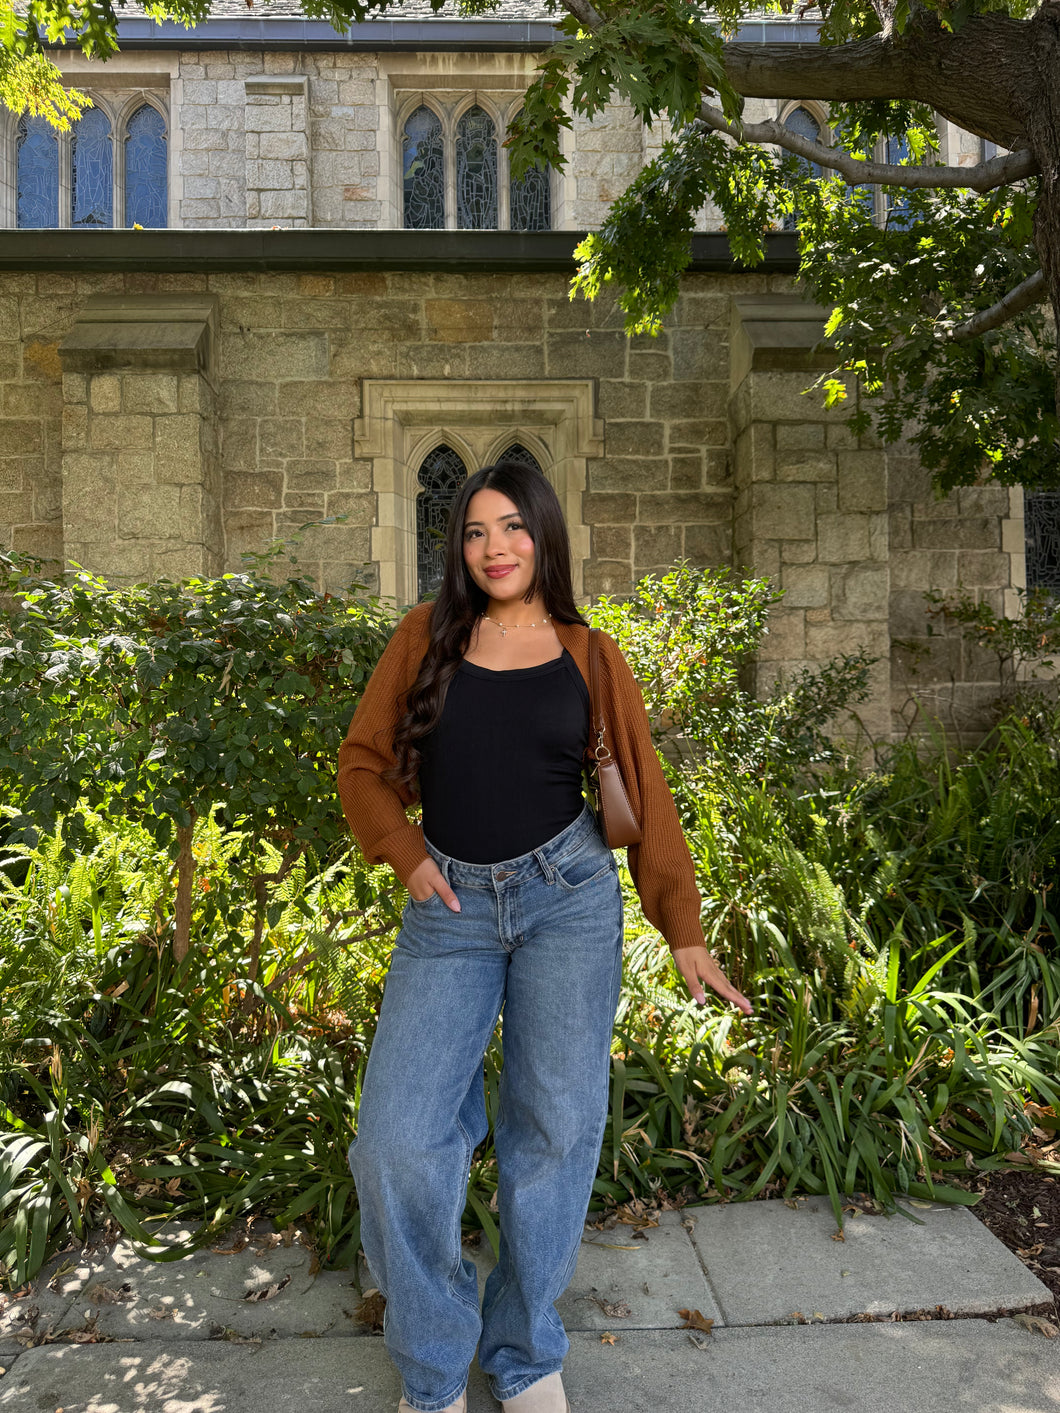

{"left": 406, "top": 857, "right": 461, "bottom": 911}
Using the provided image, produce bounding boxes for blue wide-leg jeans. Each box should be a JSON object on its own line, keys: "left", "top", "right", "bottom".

{"left": 348, "top": 805, "right": 624, "bottom": 1412}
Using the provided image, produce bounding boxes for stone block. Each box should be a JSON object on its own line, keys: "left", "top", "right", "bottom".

{"left": 606, "top": 422, "right": 665, "bottom": 458}
{"left": 957, "top": 550, "right": 1009, "bottom": 587}
{"left": 734, "top": 423, "right": 775, "bottom": 484}
{"left": 346, "top": 298, "right": 423, "bottom": 340}
{"left": 751, "top": 483, "right": 816, "bottom": 542}
{"left": 598, "top": 381, "right": 648, "bottom": 420}
{"left": 816, "top": 484, "right": 838, "bottom": 514}
{"left": 117, "top": 484, "right": 182, "bottom": 539}
{"left": 831, "top": 564, "right": 890, "bottom": 621}
{"left": 323, "top": 491, "right": 375, "bottom": 524}
{"left": 335, "top": 459, "right": 372, "bottom": 492}
{"left": 122, "top": 375, "right": 181, "bottom": 416}
{"left": 627, "top": 350, "right": 672, "bottom": 382}
{"left": 781, "top": 538, "right": 817, "bottom": 564}
{"left": 671, "top": 454, "right": 703, "bottom": 490}
{"left": 220, "top": 417, "right": 258, "bottom": 470}
{"left": 285, "top": 459, "right": 338, "bottom": 492}
{"left": 890, "top": 550, "right": 958, "bottom": 591}
{"left": 587, "top": 458, "right": 666, "bottom": 494}
{"left": 88, "top": 415, "right": 153, "bottom": 452}
{"left": 547, "top": 330, "right": 628, "bottom": 379}
{"left": 648, "top": 382, "right": 724, "bottom": 421}
{"left": 277, "top": 379, "right": 358, "bottom": 418}
{"left": 889, "top": 589, "right": 933, "bottom": 637}
{"left": 757, "top": 609, "right": 807, "bottom": 662}
{"left": 637, "top": 491, "right": 727, "bottom": 524}
{"left": 817, "top": 512, "right": 871, "bottom": 563}
{"left": 224, "top": 470, "right": 284, "bottom": 509}
{"left": 62, "top": 405, "right": 88, "bottom": 450}
{"left": 633, "top": 523, "right": 681, "bottom": 568}
{"left": 244, "top": 103, "right": 293, "bottom": 133}
{"left": 684, "top": 521, "right": 730, "bottom": 566}
{"left": 777, "top": 450, "right": 836, "bottom": 482}
{"left": 305, "top": 420, "right": 350, "bottom": 460}
{"left": 584, "top": 560, "right": 634, "bottom": 599}
{"left": 219, "top": 381, "right": 276, "bottom": 418}
{"left": 837, "top": 452, "right": 887, "bottom": 512}
{"left": 221, "top": 333, "right": 327, "bottom": 382}
{"left": 257, "top": 189, "right": 309, "bottom": 220}
{"left": 259, "top": 131, "right": 309, "bottom": 161}
{"left": 463, "top": 345, "right": 545, "bottom": 379}
{"left": 62, "top": 373, "right": 87, "bottom": 404}
{"left": 155, "top": 416, "right": 205, "bottom": 484}
{"left": 669, "top": 419, "right": 727, "bottom": 448}
{"left": 88, "top": 374, "right": 122, "bottom": 413}
{"left": 247, "top": 160, "right": 295, "bottom": 191}
{"left": 805, "top": 619, "right": 881, "bottom": 661}
{"left": 958, "top": 484, "right": 1010, "bottom": 516}
{"left": 912, "top": 518, "right": 997, "bottom": 551}
{"left": 592, "top": 524, "right": 631, "bottom": 561}
{"left": 775, "top": 423, "right": 825, "bottom": 452}
{"left": 582, "top": 492, "right": 636, "bottom": 524}
{"left": 280, "top": 300, "right": 353, "bottom": 331}
{"left": 670, "top": 327, "right": 726, "bottom": 382}
{"left": 259, "top": 419, "right": 304, "bottom": 460}
{"left": 781, "top": 564, "right": 830, "bottom": 608}
{"left": 116, "top": 453, "right": 156, "bottom": 485}
{"left": 745, "top": 370, "right": 844, "bottom": 424}
{"left": 424, "top": 300, "right": 494, "bottom": 344}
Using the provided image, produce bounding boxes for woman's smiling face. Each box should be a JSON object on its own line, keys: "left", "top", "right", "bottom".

{"left": 463, "top": 487, "right": 537, "bottom": 605}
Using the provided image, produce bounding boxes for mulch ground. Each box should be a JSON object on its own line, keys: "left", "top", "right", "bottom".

{"left": 952, "top": 1166, "right": 1060, "bottom": 1309}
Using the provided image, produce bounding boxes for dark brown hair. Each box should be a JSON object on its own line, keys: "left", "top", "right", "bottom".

{"left": 387, "top": 459, "right": 587, "bottom": 794}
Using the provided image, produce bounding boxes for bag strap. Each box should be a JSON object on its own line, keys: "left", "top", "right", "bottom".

{"left": 587, "top": 627, "right": 608, "bottom": 763}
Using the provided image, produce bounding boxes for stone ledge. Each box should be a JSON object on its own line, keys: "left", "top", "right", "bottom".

{"left": 731, "top": 293, "right": 835, "bottom": 387}
{"left": 59, "top": 295, "right": 219, "bottom": 377}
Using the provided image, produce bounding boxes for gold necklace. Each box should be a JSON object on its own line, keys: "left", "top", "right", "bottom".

{"left": 482, "top": 611, "right": 552, "bottom": 639}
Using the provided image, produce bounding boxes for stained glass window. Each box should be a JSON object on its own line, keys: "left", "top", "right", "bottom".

{"left": 71, "top": 107, "right": 114, "bottom": 228}
{"left": 884, "top": 132, "right": 914, "bottom": 230}
{"left": 456, "top": 106, "right": 497, "bottom": 229}
{"left": 125, "top": 105, "right": 168, "bottom": 228}
{"left": 499, "top": 443, "right": 542, "bottom": 473}
{"left": 403, "top": 106, "right": 445, "bottom": 229}
{"left": 16, "top": 115, "right": 59, "bottom": 229}
{"left": 510, "top": 163, "right": 551, "bottom": 232}
{"left": 1025, "top": 492, "right": 1060, "bottom": 594}
{"left": 780, "top": 107, "right": 822, "bottom": 232}
{"left": 417, "top": 445, "right": 467, "bottom": 599}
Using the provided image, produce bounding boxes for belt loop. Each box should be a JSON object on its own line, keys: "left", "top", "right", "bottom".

{"left": 534, "top": 848, "right": 554, "bottom": 884}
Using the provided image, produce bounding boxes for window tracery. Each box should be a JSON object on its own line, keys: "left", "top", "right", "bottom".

{"left": 125, "top": 104, "right": 168, "bottom": 229}
{"left": 1025, "top": 492, "right": 1060, "bottom": 594}
{"left": 403, "top": 105, "right": 445, "bottom": 230}
{"left": 416, "top": 445, "right": 468, "bottom": 599}
{"left": 455, "top": 105, "right": 497, "bottom": 229}
{"left": 72, "top": 107, "right": 113, "bottom": 228}
{"left": 16, "top": 114, "right": 59, "bottom": 229}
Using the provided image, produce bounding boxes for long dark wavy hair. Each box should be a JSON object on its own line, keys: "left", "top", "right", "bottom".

{"left": 387, "top": 459, "right": 588, "bottom": 794}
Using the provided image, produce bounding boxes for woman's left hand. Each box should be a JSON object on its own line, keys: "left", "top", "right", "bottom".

{"left": 672, "top": 946, "right": 754, "bottom": 1015}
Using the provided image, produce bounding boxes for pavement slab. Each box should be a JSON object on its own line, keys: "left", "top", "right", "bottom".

{"left": 687, "top": 1195, "right": 1054, "bottom": 1325}
{"left": 4, "top": 1321, "right": 1059, "bottom": 1413}
{"left": 557, "top": 1210, "right": 722, "bottom": 1332}
{"left": 0, "top": 1243, "right": 96, "bottom": 1357}
{"left": 52, "top": 1230, "right": 370, "bottom": 1342}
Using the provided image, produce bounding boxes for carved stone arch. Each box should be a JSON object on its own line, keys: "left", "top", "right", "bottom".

{"left": 778, "top": 100, "right": 831, "bottom": 145}
{"left": 355, "top": 380, "right": 602, "bottom": 607}
{"left": 485, "top": 431, "right": 549, "bottom": 472}
{"left": 114, "top": 91, "right": 169, "bottom": 135}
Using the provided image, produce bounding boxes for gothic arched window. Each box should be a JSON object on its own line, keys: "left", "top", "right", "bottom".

{"left": 403, "top": 106, "right": 445, "bottom": 229}
{"left": 125, "top": 105, "right": 168, "bottom": 228}
{"left": 72, "top": 107, "right": 113, "bottom": 228}
{"left": 16, "top": 114, "right": 59, "bottom": 229}
{"left": 498, "top": 443, "right": 542, "bottom": 473}
{"left": 456, "top": 106, "right": 497, "bottom": 229}
{"left": 510, "top": 162, "right": 550, "bottom": 232}
{"left": 417, "top": 445, "right": 467, "bottom": 599}
{"left": 780, "top": 106, "right": 823, "bottom": 231}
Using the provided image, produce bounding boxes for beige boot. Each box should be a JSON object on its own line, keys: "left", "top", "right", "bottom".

{"left": 500, "top": 1372, "right": 571, "bottom": 1413}
{"left": 399, "top": 1393, "right": 466, "bottom": 1413}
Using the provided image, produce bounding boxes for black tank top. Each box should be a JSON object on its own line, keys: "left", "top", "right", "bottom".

{"left": 418, "top": 648, "right": 590, "bottom": 864}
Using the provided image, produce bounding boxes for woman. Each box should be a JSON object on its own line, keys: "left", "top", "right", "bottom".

{"left": 337, "top": 460, "right": 751, "bottom": 1413}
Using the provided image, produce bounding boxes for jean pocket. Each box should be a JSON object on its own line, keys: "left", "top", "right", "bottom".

{"left": 408, "top": 890, "right": 443, "bottom": 908}
{"left": 552, "top": 836, "right": 615, "bottom": 892}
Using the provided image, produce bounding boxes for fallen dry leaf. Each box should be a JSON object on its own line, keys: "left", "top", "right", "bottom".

{"left": 1014, "top": 1313, "right": 1058, "bottom": 1338}
{"left": 678, "top": 1308, "right": 714, "bottom": 1334}
{"left": 211, "top": 1236, "right": 249, "bottom": 1256}
{"left": 600, "top": 1332, "right": 618, "bottom": 1345}
{"left": 243, "top": 1274, "right": 291, "bottom": 1303}
{"left": 84, "top": 1282, "right": 133, "bottom": 1305}
{"left": 356, "top": 1288, "right": 386, "bottom": 1332}
{"left": 831, "top": 1229, "right": 846, "bottom": 1242}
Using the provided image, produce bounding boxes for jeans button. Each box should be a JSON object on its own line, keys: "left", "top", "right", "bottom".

{"left": 494, "top": 868, "right": 513, "bottom": 881}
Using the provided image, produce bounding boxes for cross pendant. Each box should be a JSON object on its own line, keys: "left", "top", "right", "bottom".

{"left": 500, "top": 627, "right": 508, "bottom": 637}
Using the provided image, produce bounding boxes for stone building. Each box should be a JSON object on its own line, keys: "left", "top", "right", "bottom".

{"left": 0, "top": 2, "right": 1039, "bottom": 737}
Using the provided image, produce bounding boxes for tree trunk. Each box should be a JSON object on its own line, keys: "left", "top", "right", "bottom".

{"left": 173, "top": 817, "right": 195, "bottom": 964}
{"left": 1022, "top": 3, "right": 1060, "bottom": 426}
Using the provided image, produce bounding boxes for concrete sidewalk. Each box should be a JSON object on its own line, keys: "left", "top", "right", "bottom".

{"left": 2, "top": 1197, "right": 1058, "bottom": 1412}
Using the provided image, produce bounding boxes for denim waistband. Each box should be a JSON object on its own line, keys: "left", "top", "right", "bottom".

{"left": 423, "top": 803, "right": 604, "bottom": 888}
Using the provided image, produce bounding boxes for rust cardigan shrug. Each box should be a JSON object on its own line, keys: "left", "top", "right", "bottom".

{"left": 335, "top": 601, "right": 705, "bottom": 955}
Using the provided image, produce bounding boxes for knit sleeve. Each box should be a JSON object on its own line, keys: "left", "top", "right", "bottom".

{"left": 598, "top": 632, "right": 705, "bottom": 954}
{"left": 336, "top": 603, "right": 432, "bottom": 887}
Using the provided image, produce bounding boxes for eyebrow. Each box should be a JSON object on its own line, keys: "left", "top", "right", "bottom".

{"left": 463, "top": 512, "right": 522, "bottom": 528}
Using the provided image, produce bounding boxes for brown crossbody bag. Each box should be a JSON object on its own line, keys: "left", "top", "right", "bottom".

{"left": 584, "top": 628, "right": 643, "bottom": 849}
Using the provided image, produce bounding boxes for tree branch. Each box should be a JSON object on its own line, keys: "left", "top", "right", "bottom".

{"left": 951, "top": 269, "right": 1047, "bottom": 340}
{"left": 697, "top": 103, "right": 1040, "bottom": 190}
{"left": 560, "top": 0, "right": 605, "bottom": 28}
